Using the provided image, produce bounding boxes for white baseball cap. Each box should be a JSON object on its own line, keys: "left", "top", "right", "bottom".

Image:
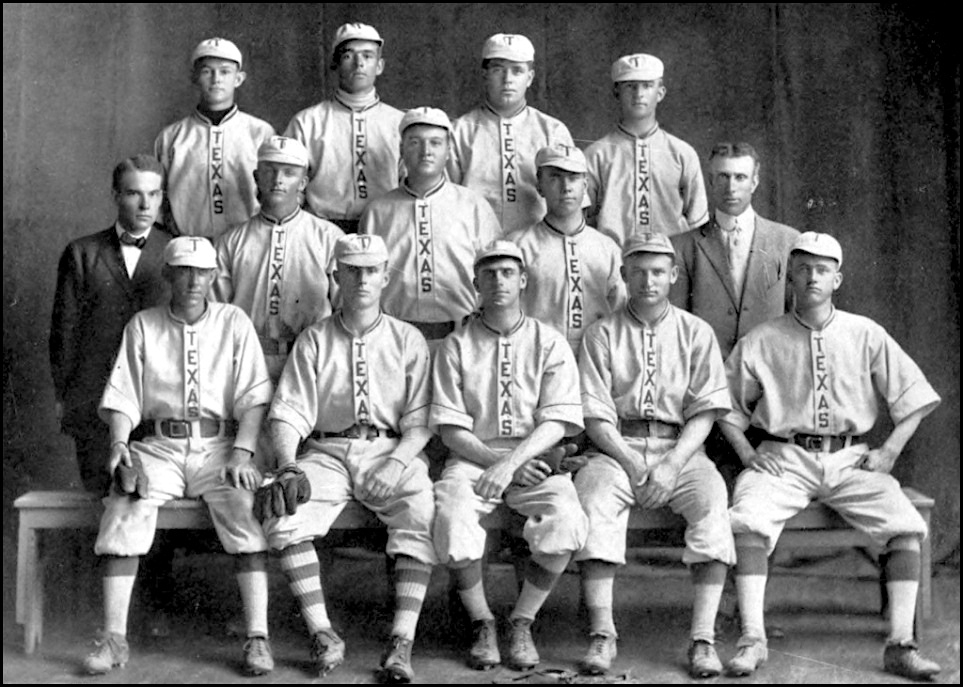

{"left": 622, "top": 232, "right": 676, "bottom": 259}
{"left": 335, "top": 234, "right": 389, "bottom": 267}
{"left": 791, "top": 232, "right": 843, "bottom": 266}
{"left": 474, "top": 240, "right": 525, "bottom": 269}
{"left": 257, "top": 136, "right": 309, "bottom": 167}
{"left": 192, "top": 37, "right": 243, "bottom": 68}
{"left": 164, "top": 237, "right": 217, "bottom": 269}
{"left": 535, "top": 144, "right": 587, "bottom": 174}
{"left": 332, "top": 22, "right": 383, "bottom": 55}
{"left": 482, "top": 33, "right": 535, "bottom": 62}
{"left": 399, "top": 107, "right": 452, "bottom": 135}
{"left": 611, "top": 53, "right": 664, "bottom": 82}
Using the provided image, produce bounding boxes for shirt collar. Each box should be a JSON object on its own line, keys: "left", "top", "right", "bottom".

{"left": 792, "top": 305, "right": 837, "bottom": 332}
{"left": 336, "top": 308, "right": 384, "bottom": 338}
{"left": 626, "top": 299, "right": 672, "bottom": 329}
{"left": 402, "top": 177, "right": 446, "bottom": 199}
{"left": 115, "top": 222, "right": 152, "bottom": 241}
{"left": 715, "top": 206, "right": 755, "bottom": 233}
{"left": 259, "top": 207, "right": 301, "bottom": 225}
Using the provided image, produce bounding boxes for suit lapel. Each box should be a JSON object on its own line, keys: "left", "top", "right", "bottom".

{"left": 100, "top": 228, "right": 134, "bottom": 294}
{"left": 132, "top": 226, "right": 168, "bottom": 284}
{"left": 742, "top": 217, "right": 776, "bottom": 304}
{"left": 695, "top": 219, "right": 738, "bottom": 306}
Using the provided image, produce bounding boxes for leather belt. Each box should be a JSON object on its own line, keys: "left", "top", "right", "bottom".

{"left": 620, "top": 419, "right": 681, "bottom": 439}
{"left": 309, "top": 424, "right": 401, "bottom": 441}
{"left": 761, "top": 432, "right": 861, "bottom": 453}
{"left": 405, "top": 320, "right": 455, "bottom": 341}
{"left": 143, "top": 418, "right": 237, "bottom": 439}
{"left": 259, "top": 336, "right": 296, "bottom": 356}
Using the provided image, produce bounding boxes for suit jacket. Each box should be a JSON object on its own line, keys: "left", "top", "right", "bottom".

{"left": 49, "top": 225, "right": 173, "bottom": 432}
{"left": 670, "top": 214, "right": 799, "bottom": 359}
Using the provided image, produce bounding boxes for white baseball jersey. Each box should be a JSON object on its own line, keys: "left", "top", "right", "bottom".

{"left": 284, "top": 95, "right": 403, "bottom": 221}
{"left": 212, "top": 208, "right": 345, "bottom": 343}
{"left": 447, "top": 104, "right": 576, "bottom": 235}
{"left": 269, "top": 311, "right": 431, "bottom": 438}
{"left": 430, "top": 314, "right": 583, "bottom": 441}
{"left": 506, "top": 219, "right": 626, "bottom": 352}
{"left": 723, "top": 308, "right": 941, "bottom": 437}
{"left": 154, "top": 106, "right": 275, "bottom": 239}
{"left": 359, "top": 179, "right": 500, "bottom": 325}
{"left": 584, "top": 125, "right": 708, "bottom": 245}
{"left": 100, "top": 301, "right": 273, "bottom": 430}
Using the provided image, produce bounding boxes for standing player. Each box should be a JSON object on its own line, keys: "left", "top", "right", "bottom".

{"left": 585, "top": 53, "right": 708, "bottom": 245}
{"left": 359, "top": 106, "right": 500, "bottom": 346}
{"left": 81, "top": 237, "right": 275, "bottom": 676}
{"left": 432, "top": 240, "right": 587, "bottom": 671}
{"left": 213, "top": 135, "right": 344, "bottom": 384}
{"left": 506, "top": 143, "right": 625, "bottom": 354}
{"left": 260, "top": 234, "right": 436, "bottom": 683}
{"left": 720, "top": 233, "right": 941, "bottom": 680}
{"left": 448, "top": 33, "right": 578, "bottom": 235}
{"left": 154, "top": 37, "right": 275, "bottom": 239}
{"left": 285, "top": 22, "right": 403, "bottom": 233}
{"left": 573, "top": 232, "right": 735, "bottom": 678}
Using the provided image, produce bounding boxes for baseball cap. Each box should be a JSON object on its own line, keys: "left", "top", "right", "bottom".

{"left": 332, "top": 22, "right": 383, "bottom": 55}
{"left": 611, "top": 53, "right": 664, "bottom": 82}
{"left": 257, "top": 136, "right": 309, "bottom": 167}
{"left": 164, "top": 237, "right": 217, "bottom": 269}
{"left": 791, "top": 232, "right": 843, "bottom": 266}
{"left": 474, "top": 240, "right": 525, "bottom": 269}
{"left": 399, "top": 107, "right": 452, "bottom": 135}
{"left": 535, "top": 144, "right": 587, "bottom": 174}
{"left": 622, "top": 232, "right": 676, "bottom": 259}
{"left": 482, "top": 33, "right": 535, "bottom": 63}
{"left": 192, "top": 37, "right": 243, "bottom": 68}
{"left": 334, "top": 234, "right": 389, "bottom": 267}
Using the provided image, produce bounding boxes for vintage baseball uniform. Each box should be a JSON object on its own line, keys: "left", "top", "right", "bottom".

{"left": 284, "top": 95, "right": 403, "bottom": 222}
{"left": 359, "top": 179, "right": 500, "bottom": 334}
{"left": 448, "top": 105, "right": 576, "bottom": 235}
{"left": 574, "top": 303, "right": 735, "bottom": 566}
{"left": 264, "top": 311, "right": 436, "bottom": 565}
{"left": 154, "top": 106, "right": 275, "bottom": 239}
{"left": 725, "top": 308, "right": 940, "bottom": 554}
{"left": 585, "top": 125, "right": 708, "bottom": 244}
{"left": 431, "top": 314, "right": 587, "bottom": 564}
{"left": 506, "top": 219, "right": 626, "bottom": 353}
{"left": 94, "top": 301, "right": 273, "bottom": 557}
{"left": 213, "top": 208, "right": 345, "bottom": 380}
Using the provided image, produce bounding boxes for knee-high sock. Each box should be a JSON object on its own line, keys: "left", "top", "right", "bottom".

{"left": 103, "top": 556, "right": 139, "bottom": 637}
{"left": 511, "top": 552, "right": 570, "bottom": 622}
{"left": 580, "top": 559, "right": 617, "bottom": 636}
{"left": 451, "top": 560, "right": 493, "bottom": 622}
{"left": 734, "top": 534, "right": 768, "bottom": 642}
{"left": 690, "top": 561, "right": 727, "bottom": 643}
{"left": 235, "top": 552, "right": 269, "bottom": 638}
{"left": 392, "top": 555, "right": 433, "bottom": 640}
{"left": 885, "top": 537, "right": 921, "bottom": 644}
{"left": 279, "top": 541, "right": 331, "bottom": 634}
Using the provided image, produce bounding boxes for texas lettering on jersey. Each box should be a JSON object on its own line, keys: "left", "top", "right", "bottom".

{"left": 811, "top": 330, "right": 831, "bottom": 431}
{"left": 353, "top": 337, "right": 371, "bottom": 425}
{"left": 498, "top": 339, "right": 514, "bottom": 435}
{"left": 415, "top": 199, "right": 434, "bottom": 293}
{"left": 501, "top": 121, "right": 518, "bottom": 205}
{"left": 640, "top": 328, "right": 657, "bottom": 419}
{"left": 565, "top": 238, "right": 584, "bottom": 330}
{"left": 354, "top": 113, "right": 368, "bottom": 200}
{"left": 184, "top": 326, "right": 201, "bottom": 419}
{"left": 634, "top": 138, "right": 650, "bottom": 232}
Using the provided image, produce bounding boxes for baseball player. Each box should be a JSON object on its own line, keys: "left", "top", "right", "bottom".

{"left": 719, "top": 232, "right": 941, "bottom": 680}
{"left": 447, "top": 33, "right": 578, "bottom": 235}
{"left": 359, "top": 106, "right": 500, "bottom": 346}
{"left": 505, "top": 143, "right": 625, "bottom": 354}
{"left": 81, "top": 237, "right": 275, "bottom": 676}
{"left": 213, "top": 135, "right": 345, "bottom": 384}
{"left": 284, "top": 22, "right": 403, "bottom": 233}
{"left": 431, "top": 240, "right": 587, "bottom": 671}
{"left": 154, "top": 38, "right": 275, "bottom": 239}
{"left": 573, "top": 232, "right": 735, "bottom": 678}
{"left": 584, "top": 54, "right": 708, "bottom": 245}
{"left": 261, "top": 234, "right": 436, "bottom": 683}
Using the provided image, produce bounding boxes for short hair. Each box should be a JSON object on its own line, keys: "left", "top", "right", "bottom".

{"left": 330, "top": 41, "right": 383, "bottom": 70}
{"left": 709, "top": 142, "right": 760, "bottom": 169}
{"left": 481, "top": 58, "right": 534, "bottom": 70}
{"left": 474, "top": 255, "right": 526, "bottom": 274}
{"left": 112, "top": 155, "right": 164, "bottom": 192}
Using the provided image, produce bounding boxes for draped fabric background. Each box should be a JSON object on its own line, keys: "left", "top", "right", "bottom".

{"left": 3, "top": 4, "right": 959, "bottom": 558}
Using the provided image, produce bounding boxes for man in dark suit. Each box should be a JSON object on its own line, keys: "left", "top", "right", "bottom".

{"left": 50, "top": 154, "right": 173, "bottom": 494}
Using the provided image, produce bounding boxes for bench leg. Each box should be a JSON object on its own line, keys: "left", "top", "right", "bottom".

{"left": 920, "top": 511, "right": 932, "bottom": 622}
{"left": 17, "top": 521, "right": 42, "bottom": 654}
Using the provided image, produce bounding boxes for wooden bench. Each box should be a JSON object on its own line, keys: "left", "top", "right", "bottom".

{"left": 14, "top": 487, "right": 934, "bottom": 655}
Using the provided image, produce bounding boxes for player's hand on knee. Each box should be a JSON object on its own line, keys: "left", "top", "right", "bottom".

{"left": 857, "top": 447, "right": 896, "bottom": 473}
{"left": 221, "top": 448, "right": 261, "bottom": 491}
{"left": 360, "top": 456, "right": 405, "bottom": 502}
{"left": 511, "top": 458, "right": 552, "bottom": 487}
{"left": 107, "top": 440, "right": 132, "bottom": 475}
{"left": 475, "top": 461, "right": 515, "bottom": 500}
{"left": 746, "top": 450, "right": 784, "bottom": 477}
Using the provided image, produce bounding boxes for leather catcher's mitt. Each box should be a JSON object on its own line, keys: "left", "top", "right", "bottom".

{"left": 538, "top": 442, "right": 586, "bottom": 475}
{"left": 253, "top": 464, "right": 311, "bottom": 521}
{"left": 113, "top": 455, "right": 150, "bottom": 499}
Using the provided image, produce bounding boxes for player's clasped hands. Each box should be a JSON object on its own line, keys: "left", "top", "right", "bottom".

{"left": 634, "top": 459, "right": 681, "bottom": 509}
{"left": 745, "top": 449, "right": 784, "bottom": 477}
{"left": 221, "top": 448, "right": 262, "bottom": 491}
{"left": 359, "top": 455, "right": 405, "bottom": 502}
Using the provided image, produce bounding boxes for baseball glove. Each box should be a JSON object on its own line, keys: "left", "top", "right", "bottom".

{"left": 253, "top": 463, "right": 311, "bottom": 521}
{"left": 113, "top": 455, "right": 150, "bottom": 499}
{"left": 538, "top": 442, "right": 586, "bottom": 475}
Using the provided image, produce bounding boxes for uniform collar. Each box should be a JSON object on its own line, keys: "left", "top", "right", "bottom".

{"left": 484, "top": 99, "right": 527, "bottom": 120}
{"left": 542, "top": 217, "right": 586, "bottom": 238}
{"left": 617, "top": 121, "right": 660, "bottom": 140}
{"left": 478, "top": 309, "right": 526, "bottom": 337}
{"left": 192, "top": 104, "right": 238, "bottom": 126}
{"left": 259, "top": 207, "right": 301, "bottom": 226}
{"left": 792, "top": 305, "right": 837, "bottom": 332}
{"left": 402, "top": 177, "right": 446, "bottom": 199}
{"left": 336, "top": 308, "right": 384, "bottom": 338}
{"left": 334, "top": 88, "right": 381, "bottom": 112}
{"left": 626, "top": 299, "right": 672, "bottom": 329}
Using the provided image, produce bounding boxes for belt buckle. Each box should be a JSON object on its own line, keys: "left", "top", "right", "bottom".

{"left": 800, "top": 435, "right": 824, "bottom": 452}
{"left": 167, "top": 420, "right": 191, "bottom": 439}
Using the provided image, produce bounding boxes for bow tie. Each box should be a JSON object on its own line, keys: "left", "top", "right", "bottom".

{"left": 120, "top": 232, "right": 147, "bottom": 249}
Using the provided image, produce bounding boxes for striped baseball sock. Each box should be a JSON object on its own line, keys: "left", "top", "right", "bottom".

{"left": 511, "top": 552, "right": 570, "bottom": 622}
{"left": 279, "top": 541, "right": 331, "bottom": 634}
{"left": 690, "top": 561, "right": 727, "bottom": 643}
{"left": 452, "top": 560, "right": 494, "bottom": 622}
{"left": 391, "top": 555, "right": 433, "bottom": 640}
{"left": 235, "top": 552, "right": 269, "bottom": 638}
{"left": 580, "top": 560, "right": 617, "bottom": 636}
{"left": 884, "top": 538, "right": 921, "bottom": 644}
{"left": 103, "top": 555, "right": 139, "bottom": 636}
{"left": 734, "top": 534, "right": 769, "bottom": 641}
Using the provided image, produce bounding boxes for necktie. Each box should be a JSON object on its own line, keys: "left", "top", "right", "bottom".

{"left": 728, "top": 220, "right": 744, "bottom": 296}
{"left": 120, "top": 232, "right": 147, "bottom": 250}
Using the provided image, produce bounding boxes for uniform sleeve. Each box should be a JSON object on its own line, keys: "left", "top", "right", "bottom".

{"left": 429, "top": 335, "right": 474, "bottom": 433}
{"left": 721, "top": 337, "right": 761, "bottom": 431}
{"left": 268, "top": 330, "right": 320, "bottom": 438}
{"left": 49, "top": 243, "right": 81, "bottom": 401}
{"left": 578, "top": 325, "right": 619, "bottom": 426}
{"left": 683, "top": 320, "right": 731, "bottom": 420}
{"left": 399, "top": 329, "right": 433, "bottom": 432}
{"left": 475, "top": 196, "right": 502, "bottom": 245}
{"left": 680, "top": 146, "right": 709, "bottom": 229}
{"left": 870, "top": 328, "right": 941, "bottom": 424}
{"left": 230, "top": 310, "right": 274, "bottom": 416}
{"left": 445, "top": 117, "right": 466, "bottom": 185}
{"left": 533, "top": 332, "right": 584, "bottom": 435}
{"left": 98, "top": 317, "right": 147, "bottom": 428}
{"left": 210, "top": 232, "right": 234, "bottom": 304}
